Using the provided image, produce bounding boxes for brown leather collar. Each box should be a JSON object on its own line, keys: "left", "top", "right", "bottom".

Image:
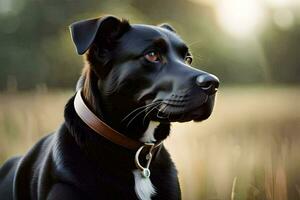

{"left": 74, "top": 89, "right": 160, "bottom": 150}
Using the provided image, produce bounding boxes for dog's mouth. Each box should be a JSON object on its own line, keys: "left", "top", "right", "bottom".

{"left": 121, "top": 92, "right": 217, "bottom": 127}
{"left": 147, "top": 94, "right": 216, "bottom": 123}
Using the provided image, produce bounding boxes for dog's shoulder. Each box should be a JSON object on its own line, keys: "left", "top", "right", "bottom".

{"left": 0, "top": 156, "right": 21, "bottom": 199}
{"left": 11, "top": 130, "right": 57, "bottom": 199}
{"left": 0, "top": 130, "right": 58, "bottom": 199}
{"left": 11, "top": 124, "right": 87, "bottom": 199}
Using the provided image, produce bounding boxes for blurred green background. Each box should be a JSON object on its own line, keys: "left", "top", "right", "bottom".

{"left": 1, "top": 0, "right": 300, "bottom": 89}
{"left": 0, "top": 0, "right": 300, "bottom": 199}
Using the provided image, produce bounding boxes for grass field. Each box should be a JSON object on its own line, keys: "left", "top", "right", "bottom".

{"left": 0, "top": 87, "right": 300, "bottom": 200}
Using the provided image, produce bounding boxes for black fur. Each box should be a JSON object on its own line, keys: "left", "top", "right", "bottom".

{"left": 0, "top": 15, "right": 219, "bottom": 200}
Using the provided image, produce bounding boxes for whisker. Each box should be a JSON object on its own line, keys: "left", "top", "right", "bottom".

{"left": 143, "top": 102, "right": 163, "bottom": 125}
{"left": 126, "top": 108, "right": 148, "bottom": 128}
{"left": 167, "top": 108, "right": 171, "bottom": 120}
{"left": 121, "top": 101, "right": 160, "bottom": 123}
{"left": 126, "top": 101, "right": 161, "bottom": 128}
{"left": 188, "top": 40, "right": 202, "bottom": 48}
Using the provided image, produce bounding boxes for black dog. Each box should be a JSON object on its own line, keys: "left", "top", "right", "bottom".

{"left": 0, "top": 16, "right": 219, "bottom": 200}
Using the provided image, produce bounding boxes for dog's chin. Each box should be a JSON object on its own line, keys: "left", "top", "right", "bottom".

{"left": 160, "top": 104, "right": 214, "bottom": 123}
{"left": 152, "top": 97, "right": 216, "bottom": 123}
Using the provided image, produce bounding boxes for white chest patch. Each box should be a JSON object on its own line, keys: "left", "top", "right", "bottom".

{"left": 140, "top": 121, "right": 160, "bottom": 143}
{"left": 133, "top": 169, "right": 156, "bottom": 200}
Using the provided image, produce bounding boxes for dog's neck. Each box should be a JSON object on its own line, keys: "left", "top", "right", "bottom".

{"left": 64, "top": 94, "right": 136, "bottom": 171}
{"left": 64, "top": 93, "right": 170, "bottom": 170}
{"left": 64, "top": 71, "right": 170, "bottom": 160}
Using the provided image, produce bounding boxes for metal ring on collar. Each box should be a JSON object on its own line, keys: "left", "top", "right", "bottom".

{"left": 134, "top": 143, "right": 156, "bottom": 178}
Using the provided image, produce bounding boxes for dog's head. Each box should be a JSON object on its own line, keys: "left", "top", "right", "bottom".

{"left": 70, "top": 16, "right": 219, "bottom": 139}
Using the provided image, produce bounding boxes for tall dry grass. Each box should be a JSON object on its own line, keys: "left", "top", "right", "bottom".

{"left": 0, "top": 87, "right": 300, "bottom": 200}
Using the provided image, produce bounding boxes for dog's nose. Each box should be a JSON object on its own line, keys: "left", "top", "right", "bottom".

{"left": 196, "top": 74, "right": 219, "bottom": 95}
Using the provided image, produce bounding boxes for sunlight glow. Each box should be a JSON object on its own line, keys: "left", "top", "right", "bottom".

{"left": 216, "top": 0, "right": 265, "bottom": 38}
{"left": 273, "top": 9, "right": 294, "bottom": 30}
{"left": 266, "top": 0, "right": 292, "bottom": 7}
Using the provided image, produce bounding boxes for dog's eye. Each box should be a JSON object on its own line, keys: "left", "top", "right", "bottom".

{"left": 185, "top": 56, "right": 193, "bottom": 65}
{"left": 145, "top": 51, "right": 161, "bottom": 63}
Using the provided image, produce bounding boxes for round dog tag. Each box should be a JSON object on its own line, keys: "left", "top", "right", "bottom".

{"left": 142, "top": 168, "right": 151, "bottom": 178}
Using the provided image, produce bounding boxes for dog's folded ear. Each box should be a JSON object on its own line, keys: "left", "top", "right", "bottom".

{"left": 159, "top": 23, "right": 176, "bottom": 33}
{"left": 69, "top": 16, "right": 129, "bottom": 55}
